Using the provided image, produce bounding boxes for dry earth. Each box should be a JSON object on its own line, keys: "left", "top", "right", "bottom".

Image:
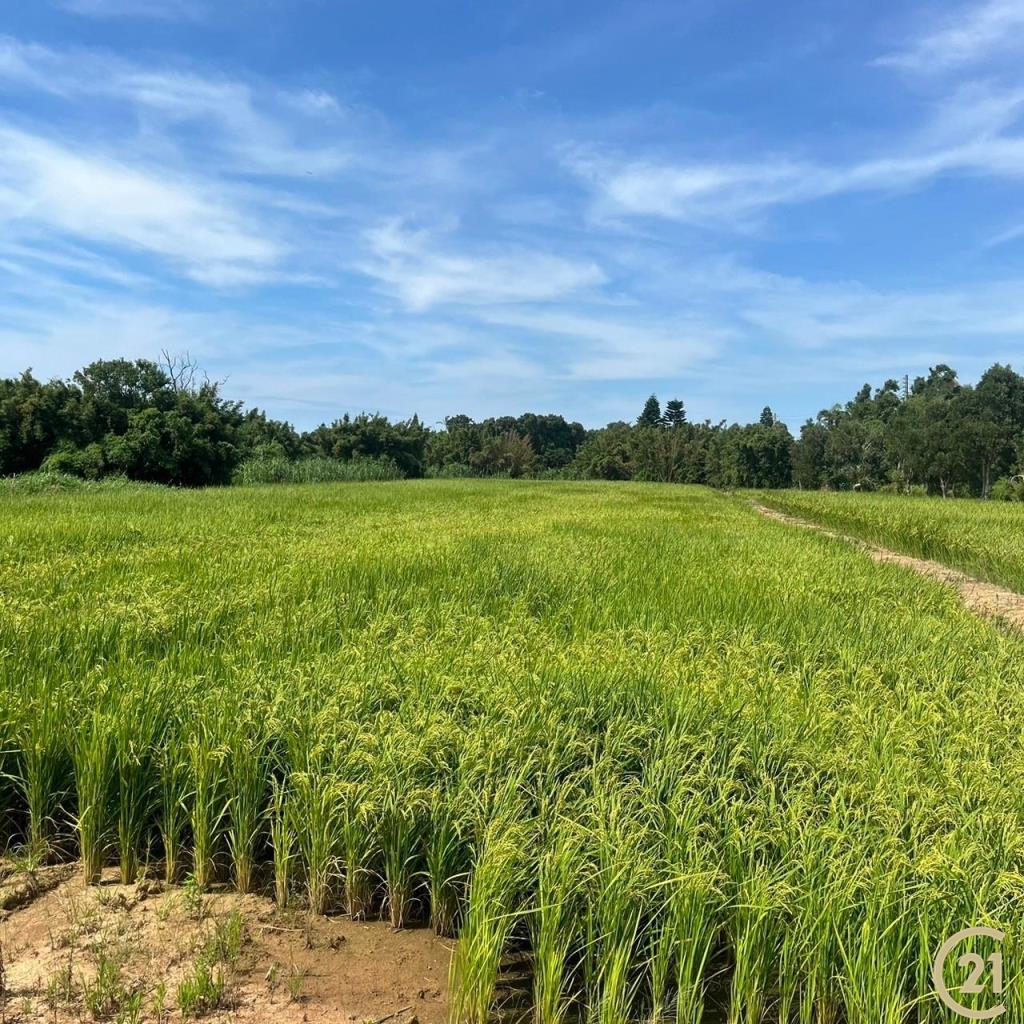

{"left": 0, "top": 863, "right": 451, "bottom": 1024}
{"left": 755, "top": 503, "right": 1024, "bottom": 630}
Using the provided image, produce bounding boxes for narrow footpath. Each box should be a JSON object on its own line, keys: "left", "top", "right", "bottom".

{"left": 754, "top": 503, "right": 1024, "bottom": 631}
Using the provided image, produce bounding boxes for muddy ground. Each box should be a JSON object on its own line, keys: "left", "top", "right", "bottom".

{"left": 0, "top": 862, "right": 451, "bottom": 1024}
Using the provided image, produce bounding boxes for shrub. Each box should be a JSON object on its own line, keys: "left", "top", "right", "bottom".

{"left": 41, "top": 442, "right": 106, "bottom": 480}
{"left": 989, "top": 476, "right": 1024, "bottom": 501}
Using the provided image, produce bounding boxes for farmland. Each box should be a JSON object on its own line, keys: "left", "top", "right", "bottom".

{"left": 758, "top": 489, "right": 1024, "bottom": 595}
{"left": 2, "top": 479, "right": 1023, "bottom": 1023}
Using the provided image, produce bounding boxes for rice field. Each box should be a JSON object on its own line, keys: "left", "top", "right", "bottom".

{"left": 757, "top": 489, "right": 1024, "bottom": 594}
{"left": 3, "top": 479, "right": 1024, "bottom": 1023}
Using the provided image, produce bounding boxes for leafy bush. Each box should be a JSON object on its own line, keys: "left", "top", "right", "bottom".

{"left": 41, "top": 441, "right": 106, "bottom": 479}
{"left": 233, "top": 454, "right": 404, "bottom": 485}
{"left": 989, "top": 476, "right": 1024, "bottom": 501}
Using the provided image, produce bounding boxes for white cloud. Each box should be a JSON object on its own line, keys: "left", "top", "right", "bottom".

{"left": 0, "top": 239, "right": 153, "bottom": 288}
{"left": 479, "top": 308, "right": 723, "bottom": 380}
{"left": 984, "top": 220, "right": 1024, "bottom": 246}
{"left": 670, "top": 257, "right": 1024, "bottom": 350}
{"left": 0, "top": 39, "right": 58, "bottom": 91}
{"left": 112, "top": 70, "right": 350, "bottom": 176}
{"left": 567, "top": 84, "right": 1024, "bottom": 225}
{"left": 878, "top": 0, "right": 1024, "bottom": 72}
{"left": 359, "top": 219, "right": 605, "bottom": 310}
{"left": 0, "top": 39, "right": 350, "bottom": 178}
{"left": 568, "top": 150, "right": 812, "bottom": 223}
{"left": 57, "top": 0, "right": 205, "bottom": 20}
{"left": 0, "top": 126, "right": 282, "bottom": 285}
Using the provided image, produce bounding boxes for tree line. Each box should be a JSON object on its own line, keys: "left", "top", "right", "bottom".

{"left": 2, "top": 355, "right": 1023, "bottom": 496}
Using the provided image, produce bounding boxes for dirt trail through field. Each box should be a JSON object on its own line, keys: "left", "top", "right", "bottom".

{"left": 754, "top": 503, "right": 1024, "bottom": 631}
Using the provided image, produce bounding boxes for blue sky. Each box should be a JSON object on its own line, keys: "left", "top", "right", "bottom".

{"left": 2, "top": 0, "right": 1024, "bottom": 430}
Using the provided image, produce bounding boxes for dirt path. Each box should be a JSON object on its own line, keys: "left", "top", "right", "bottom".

{"left": 754, "top": 503, "right": 1024, "bottom": 631}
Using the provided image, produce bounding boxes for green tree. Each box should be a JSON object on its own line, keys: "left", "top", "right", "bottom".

{"left": 571, "top": 424, "right": 634, "bottom": 480}
{"left": 637, "top": 395, "right": 662, "bottom": 428}
{"left": 469, "top": 431, "right": 539, "bottom": 477}
{"left": 664, "top": 399, "right": 686, "bottom": 428}
{"left": 792, "top": 421, "right": 827, "bottom": 489}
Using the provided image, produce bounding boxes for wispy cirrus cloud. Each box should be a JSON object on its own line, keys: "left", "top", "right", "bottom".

{"left": 0, "top": 126, "right": 283, "bottom": 285}
{"left": 566, "top": 82, "right": 1024, "bottom": 225}
{"left": 358, "top": 219, "right": 605, "bottom": 311}
{"left": 877, "top": 0, "right": 1024, "bottom": 73}
{"left": 733, "top": 272, "right": 1024, "bottom": 349}
{"left": 0, "top": 38, "right": 350, "bottom": 178}
{"left": 478, "top": 307, "right": 724, "bottom": 380}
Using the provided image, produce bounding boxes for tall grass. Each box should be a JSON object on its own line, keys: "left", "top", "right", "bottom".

{"left": 0, "top": 470, "right": 161, "bottom": 495}
{"left": 233, "top": 454, "right": 403, "bottom": 485}
{"left": 3, "top": 479, "right": 1024, "bottom": 1021}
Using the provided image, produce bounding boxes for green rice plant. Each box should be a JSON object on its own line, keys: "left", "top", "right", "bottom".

{"left": 15, "top": 685, "right": 69, "bottom": 862}
{"left": 269, "top": 776, "right": 294, "bottom": 908}
{"left": 379, "top": 785, "right": 422, "bottom": 928}
{"left": 225, "top": 718, "right": 269, "bottom": 894}
{"left": 755, "top": 488, "right": 1024, "bottom": 594}
{"left": 187, "top": 720, "right": 227, "bottom": 888}
{"left": 377, "top": 737, "right": 429, "bottom": 928}
{"left": 338, "top": 780, "right": 377, "bottom": 920}
{"left": 72, "top": 708, "right": 114, "bottom": 885}
{"left": 722, "top": 826, "right": 789, "bottom": 1024}
{"left": 6, "top": 480, "right": 1024, "bottom": 1021}
{"left": 777, "top": 829, "right": 849, "bottom": 1024}
{"left": 648, "top": 792, "right": 720, "bottom": 1024}
{"left": 585, "top": 785, "right": 654, "bottom": 1024}
{"left": 157, "top": 733, "right": 188, "bottom": 884}
{"left": 450, "top": 809, "right": 532, "bottom": 1024}
{"left": 835, "top": 862, "right": 916, "bottom": 1024}
{"left": 531, "top": 815, "right": 588, "bottom": 1024}
{"left": 114, "top": 698, "right": 158, "bottom": 884}
{"left": 426, "top": 788, "right": 468, "bottom": 937}
{"left": 289, "top": 766, "right": 344, "bottom": 916}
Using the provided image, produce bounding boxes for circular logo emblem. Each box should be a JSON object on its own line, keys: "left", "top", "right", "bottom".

{"left": 932, "top": 926, "right": 1006, "bottom": 1020}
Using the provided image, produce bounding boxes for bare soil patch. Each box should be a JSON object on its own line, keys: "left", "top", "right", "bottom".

{"left": 0, "top": 864, "right": 451, "bottom": 1024}
{"left": 755, "top": 503, "right": 1024, "bottom": 630}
